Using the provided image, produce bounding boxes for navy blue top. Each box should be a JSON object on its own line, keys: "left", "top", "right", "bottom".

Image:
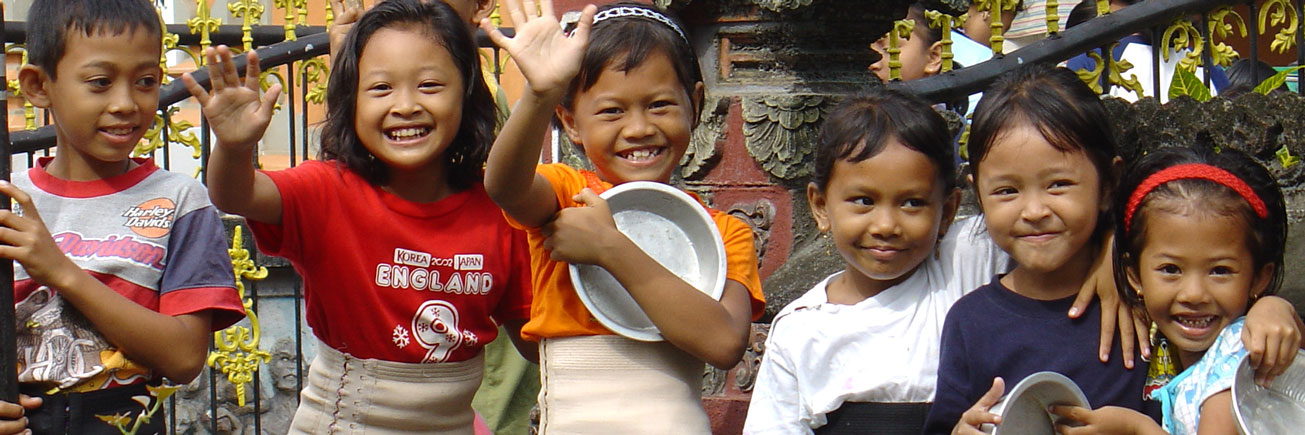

{"left": 922, "top": 276, "right": 1156, "bottom": 434}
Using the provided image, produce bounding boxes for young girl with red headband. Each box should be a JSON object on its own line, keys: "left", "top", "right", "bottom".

{"left": 1049, "top": 145, "right": 1298, "bottom": 434}
{"left": 925, "top": 64, "right": 1303, "bottom": 435}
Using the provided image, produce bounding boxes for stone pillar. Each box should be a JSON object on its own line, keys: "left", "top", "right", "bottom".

{"left": 658, "top": 1, "right": 912, "bottom": 432}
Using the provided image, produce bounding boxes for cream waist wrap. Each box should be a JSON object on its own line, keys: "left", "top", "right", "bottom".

{"left": 289, "top": 340, "right": 484, "bottom": 435}
{"left": 538, "top": 335, "right": 710, "bottom": 435}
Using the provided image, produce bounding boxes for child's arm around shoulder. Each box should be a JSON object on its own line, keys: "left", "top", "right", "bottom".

{"left": 481, "top": 0, "right": 595, "bottom": 228}
{"left": 0, "top": 182, "right": 214, "bottom": 383}
{"left": 1242, "top": 295, "right": 1304, "bottom": 386}
{"left": 182, "top": 46, "right": 284, "bottom": 224}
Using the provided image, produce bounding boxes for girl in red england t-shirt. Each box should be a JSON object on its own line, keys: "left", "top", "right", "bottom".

{"left": 182, "top": 0, "right": 535, "bottom": 432}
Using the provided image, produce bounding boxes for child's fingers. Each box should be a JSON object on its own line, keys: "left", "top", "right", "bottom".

{"left": 218, "top": 46, "right": 241, "bottom": 89}
{"left": 570, "top": 4, "right": 597, "bottom": 41}
{"left": 1068, "top": 275, "right": 1094, "bottom": 319}
{"left": 259, "top": 83, "right": 283, "bottom": 116}
{"left": 17, "top": 396, "right": 39, "bottom": 411}
{"left": 180, "top": 73, "right": 211, "bottom": 106}
{"left": 1048, "top": 405, "right": 1091, "bottom": 423}
{"left": 1117, "top": 303, "right": 1136, "bottom": 369}
{"left": 1245, "top": 324, "right": 1266, "bottom": 370}
{"left": 244, "top": 50, "right": 262, "bottom": 91}
{"left": 976, "top": 377, "right": 1005, "bottom": 408}
{"left": 0, "top": 399, "right": 24, "bottom": 419}
{"left": 479, "top": 18, "right": 513, "bottom": 48}
{"left": 572, "top": 188, "right": 610, "bottom": 214}
{"left": 0, "top": 181, "right": 41, "bottom": 225}
{"left": 539, "top": 0, "right": 555, "bottom": 19}
{"left": 499, "top": 0, "right": 527, "bottom": 27}
{"left": 1134, "top": 315, "right": 1151, "bottom": 361}
{"left": 203, "top": 48, "right": 226, "bottom": 92}
{"left": 1097, "top": 300, "right": 1117, "bottom": 364}
{"left": 521, "top": 0, "right": 540, "bottom": 19}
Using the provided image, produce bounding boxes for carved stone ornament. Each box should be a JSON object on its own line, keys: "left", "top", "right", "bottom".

{"left": 682, "top": 95, "right": 729, "bottom": 180}
{"left": 752, "top": 0, "right": 815, "bottom": 12}
{"left": 742, "top": 95, "right": 831, "bottom": 180}
{"left": 727, "top": 199, "right": 776, "bottom": 262}
{"left": 735, "top": 323, "right": 770, "bottom": 392}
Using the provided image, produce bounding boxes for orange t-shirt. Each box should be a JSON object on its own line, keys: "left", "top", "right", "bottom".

{"left": 508, "top": 164, "right": 764, "bottom": 341}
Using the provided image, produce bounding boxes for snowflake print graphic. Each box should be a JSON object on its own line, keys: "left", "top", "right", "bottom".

{"left": 392, "top": 325, "right": 410, "bottom": 348}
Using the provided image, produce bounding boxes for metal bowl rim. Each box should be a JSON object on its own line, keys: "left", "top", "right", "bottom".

{"left": 568, "top": 181, "right": 729, "bottom": 341}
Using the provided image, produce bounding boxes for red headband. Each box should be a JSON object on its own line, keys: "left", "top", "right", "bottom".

{"left": 1124, "top": 163, "right": 1269, "bottom": 231}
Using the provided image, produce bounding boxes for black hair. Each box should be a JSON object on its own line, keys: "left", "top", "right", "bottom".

{"left": 811, "top": 87, "right": 956, "bottom": 193}
{"left": 26, "top": 0, "right": 162, "bottom": 79}
{"left": 1112, "top": 146, "right": 1286, "bottom": 307}
{"left": 320, "top": 0, "right": 498, "bottom": 190}
{"left": 1224, "top": 59, "right": 1286, "bottom": 97}
{"left": 559, "top": 2, "right": 702, "bottom": 117}
{"left": 907, "top": 3, "right": 943, "bottom": 45}
{"left": 968, "top": 63, "right": 1119, "bottom": 235}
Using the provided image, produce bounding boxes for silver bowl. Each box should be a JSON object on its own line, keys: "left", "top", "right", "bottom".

{"left": 1233, "top": 349, "right": 1305, "bottom": 434}
{"left": 568, "top": 181, "right": 727, "bottom": 342}
{"left": 983, "top": 371, "right": 1090, "bottom": 435}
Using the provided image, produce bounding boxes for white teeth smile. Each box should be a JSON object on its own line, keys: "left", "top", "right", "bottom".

{"left": 386, "top": 127, "right": 430, "bottom": 140}
{"left": 621, "top": 148, "right": 662, "bottom": 161}
{"left": 103, "top": 127, "right": 133, "bottom": 135}
{"left": 1176, "top": 315, "right": 1216, "bottom": 329}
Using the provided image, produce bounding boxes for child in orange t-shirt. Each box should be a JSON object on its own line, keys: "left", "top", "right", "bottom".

{"left": 481, "top": 1, "right": 763, "bottom": 433}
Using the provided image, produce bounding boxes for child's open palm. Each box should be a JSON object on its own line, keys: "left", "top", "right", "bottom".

{"left": 181, "top": 46, "right": 282, "bottom": 150}
{"left": 481, "top": 0, "right": 595, "bottom": 97}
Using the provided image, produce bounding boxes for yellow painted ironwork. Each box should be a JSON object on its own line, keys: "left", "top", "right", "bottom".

{"left": 1075, "top": 43, "right": 1142, "bottom": 96}
{"left": 261, "top": 68, "right": 286, "bottom": 112}
{"left": 974, "top": 0, "right": 1019, "bottom": 55}
{"left": 1206, "top": 7, "right": 1245, "bottom": 67}
{"left": 326, "top": 0, "right": 336, "bottom": 27}
{"left": 886, "top": 18, "right": 915, "bottom": 81}
{"left": 1105, "top": 42, "right": 1145, "bottom": 96}
{"left": 301, "top": 57, "right": 330, "bottom": 105}
{"left": 229, "top": 0, "right": 265, "bottom": 52}
{"left": 274, "top": 0, "right": 301, "bottom": 41}
{"left": 1075, "top": 50, "right": 1106, "bottom": 94}
{"left": 187, "top": 0, "right": 223, "bottom": 58}
{"left": 207, "top": 225, "right": 271, "bottom": 408}
{"left": 1046, "top": 0, "right": 1060, "bottom": 35}
{"left": 137, "top": 106, "right": 202, "bottom": 158}
{"left": 5, "top": 44, "right": 36, "bottom": 131}
{"left": 925, "top": 10, "right": 964, "bottom": 72}
{"left": 1259, "top": 0, "right": 1299, "bottom": 54}
{"left": 1161, "top": 19, "right": 1204, "bottom": 72}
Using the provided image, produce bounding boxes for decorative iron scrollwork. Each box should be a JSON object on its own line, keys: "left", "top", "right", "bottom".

{"left": 207, "top": 225, "right": 271, "bottom": 408}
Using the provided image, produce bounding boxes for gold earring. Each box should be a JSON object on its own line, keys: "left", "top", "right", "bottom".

{"left": 822, "top": 231, "right": 832, "bottom": 257}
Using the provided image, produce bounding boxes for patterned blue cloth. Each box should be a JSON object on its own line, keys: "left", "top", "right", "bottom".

{"left": 1150, "top": 317, "right": 1247, "bottom": 435}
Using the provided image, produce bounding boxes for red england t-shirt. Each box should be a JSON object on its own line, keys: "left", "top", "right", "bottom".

{"left": 247, "top": 161, "right": 532, "bottom": 363}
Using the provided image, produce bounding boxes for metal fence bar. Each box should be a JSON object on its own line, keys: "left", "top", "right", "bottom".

{"left": 1249, "top": 1, "right": 1261, "bottom": 84}
{"left": 1298, "top": 0, "right": 1304, "bottom": 95}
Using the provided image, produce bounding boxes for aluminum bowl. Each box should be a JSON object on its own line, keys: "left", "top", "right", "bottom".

{"left": 568, "top": 181, "right": 727, "bottom": 342}
{"left": 982, "top": 372, "right": 1090, "bottom": 435}
{"left": 1233, "top": 349, "right": 1305, "bottom": 435}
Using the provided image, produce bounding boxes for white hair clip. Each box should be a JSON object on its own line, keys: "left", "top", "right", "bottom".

{"left": 592, "top": 6, "right": 689, "bottom": 44}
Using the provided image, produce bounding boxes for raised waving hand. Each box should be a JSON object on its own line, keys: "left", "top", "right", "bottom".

{"left": 479, "top": 0, "right": 595, "bottom": 97}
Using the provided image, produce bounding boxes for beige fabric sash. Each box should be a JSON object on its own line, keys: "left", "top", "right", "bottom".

{"left": 538, "top": 335, "right": 710, "bottom": 435}
{"left": 289, "top": 341, "right": 484, "bottom": 434}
